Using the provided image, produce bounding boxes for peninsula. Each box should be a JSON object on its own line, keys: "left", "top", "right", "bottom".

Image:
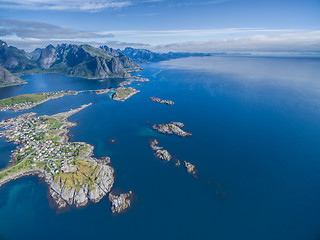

{"left": 0, "top": 85, "right": 141, "bottom": 112}
{"left": 0, "top": 103, "right": 114, "bottom": 208}
{"left": 0, "top": 90, "right": 78, "bottom": 111}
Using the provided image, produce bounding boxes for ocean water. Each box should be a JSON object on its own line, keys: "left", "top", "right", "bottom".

{"left": 0, "top": 56, "right": 320, "bottom": 240}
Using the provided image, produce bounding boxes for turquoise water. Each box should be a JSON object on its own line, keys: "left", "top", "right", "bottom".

{"left": 0, "top": 56, "right": 320, "bottom": 240}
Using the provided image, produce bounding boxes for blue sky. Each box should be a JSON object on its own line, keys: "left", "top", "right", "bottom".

{"left": 0, "top": 0, "right": 319, "bottom": 53}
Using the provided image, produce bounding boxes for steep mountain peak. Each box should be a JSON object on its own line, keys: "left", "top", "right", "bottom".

{"left": 0, "top": 42, "right": 141, "bottom": 83}
{"left": 0, "top": 40, "right": 8, "bottom": 48}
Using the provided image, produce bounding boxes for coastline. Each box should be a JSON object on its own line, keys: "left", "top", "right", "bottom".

{"left": 0, "top": 103, "right": 114, "bottom": 209}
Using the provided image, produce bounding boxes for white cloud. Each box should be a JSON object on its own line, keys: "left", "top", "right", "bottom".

{"left": 0, "top": 19, "right": 114, "bottom": 40}
{"left": 0, "top": 0, "right": 131, "bottom": 11}
{"left": 107, "top": 28, "right": 294, "bottom": 38}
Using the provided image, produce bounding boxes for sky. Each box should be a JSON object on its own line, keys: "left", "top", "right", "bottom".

{"left": 0, "top": 0, "right": 319, "bottom": 53}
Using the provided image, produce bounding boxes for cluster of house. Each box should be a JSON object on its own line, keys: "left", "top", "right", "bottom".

{"left": 0, "top": 113, "right": 81, "bottom": 175}
{"left": 0, "top": 101, "right": 36, "bottom": 111}
{"left": 0, "top": 91, "right": 78, "bottom": 112}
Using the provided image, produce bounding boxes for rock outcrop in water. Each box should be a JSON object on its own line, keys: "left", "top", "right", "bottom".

{"left": 109, "top": 191, "right": 133, "bottom": 214}
{"left": 149, "top": 96, "right": 174, "bottom": 105}
{"left": 152, "top": 122, "right": 192, "bottom": 137}
{"left": 154, "top": 149, "right": 172, "bottom": 161}
{"left": 149, "top": 139, "right": 172, "bottom": 162}
{"left": 183, "top": 161, "right": 197, "bottom": 175}
{"left": 111, "top": 87, "right": 140, "bottom": 102}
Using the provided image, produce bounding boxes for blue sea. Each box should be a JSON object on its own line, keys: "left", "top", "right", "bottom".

{"left": 0, "top": 56, "right": 320, "bottom": 240}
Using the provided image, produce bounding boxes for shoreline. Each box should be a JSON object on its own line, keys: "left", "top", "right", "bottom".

{"left": 0, "top": 103, "right": 114, "bottom": 209}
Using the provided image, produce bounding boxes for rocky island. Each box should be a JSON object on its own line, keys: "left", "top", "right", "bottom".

{"left": 109, "top": 191, "right": 133, "bottom": 214}
{"left": 110, "top": 87, "right": 140, "bottom": 102}
{"left": 149, "top": 96, "right": 174, "bottom": 105}
{"left": 149, "top": 139, "right": 172, "bottom": 162}
{"left": 95, "top": 89, "right": 111, "bottom": 95}
{"left": 152, "top": 122, "right": 192, "bottom": 137}
{"left": 0, "top": 91, "right": 79, "bottom": 111}
{"left": 0, "top": 103, "right": 114, "bottom": 208}
{"left": 183, "top": 161, "right": 197, "bottom": 175}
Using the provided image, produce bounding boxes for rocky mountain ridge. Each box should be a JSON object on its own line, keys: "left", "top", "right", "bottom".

{"left": 0, "top": 40, "right": 140, "bottom": 86}
{"left": 120, "top": 47, "right": 210, "bottom": 63}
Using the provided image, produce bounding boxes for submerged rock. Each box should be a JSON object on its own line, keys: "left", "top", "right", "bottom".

{"left": 174, "top": 158, "right": 181, "bottom": 167}
{"left": 109, "top": 191, "right": 133, "bottom": 214}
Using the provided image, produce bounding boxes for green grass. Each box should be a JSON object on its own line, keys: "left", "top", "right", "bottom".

{"left": 54, "top": 159, "right": 99, "bottom": 191}
{"left": 81, "top": 45, "right": 110, "bottom": 59}
{"left": 112, "top": 88, "right": 137, "bottom": 99}
{"left": 0, "top": 93, "right": 47, "bottom": 107}
{"left": 51, "top": 122, "right": 63, "bottom": 129}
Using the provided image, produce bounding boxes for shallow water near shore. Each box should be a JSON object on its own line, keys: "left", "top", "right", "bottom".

{"left": 0, "top": 56, "right": 320, "bottom": 240}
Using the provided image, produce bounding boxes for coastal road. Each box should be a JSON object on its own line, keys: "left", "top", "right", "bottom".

{"left": 0, "top": 148, "right": 37, "bottom": 174}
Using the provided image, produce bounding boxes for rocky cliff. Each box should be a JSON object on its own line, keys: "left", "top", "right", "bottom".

{"left": 0, "top": 66, "right": 26, "bottom": 87}
{"left": 0, "top": 40, "right": 36, "bottom": 71}
{"left": 0, "top": 40, "right": 140, "bottom": 82}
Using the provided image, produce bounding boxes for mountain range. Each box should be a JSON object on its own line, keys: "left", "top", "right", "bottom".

{"left": 0, "top": 40, "right": 210, "bottom": 88}
{"left": 0, "top": 40, "right": 140, "bottom": 87}
{"left": 119, "top": 47, "right": 210, "bottom": 63}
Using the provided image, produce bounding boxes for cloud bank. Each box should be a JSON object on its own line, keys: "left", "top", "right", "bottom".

{"left": 0, "top": 19, "right": 113, "bottom": 40}
{"left": 0, "top": 0, "right": 131, "bottom": 12}
{"left": 151, "top": 31, "right": 320, "bottom": 53}
{"left": 0, "top": 18, "right": 319, "bottom": 54}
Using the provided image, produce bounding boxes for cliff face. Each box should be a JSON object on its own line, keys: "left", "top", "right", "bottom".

{"left": 0, "top": 40, "right": 140, "bottom": 81}
{"left": 100, "top": 45, "right": 139, "bottom": 70}
{"left": 36, "top": 43, "right": 133, "bottom": 78}
{"left": 38, "top": 44, "right": 57, "bottom": 69}
{"left": 0, "top": 66, "right": 26, "bottom": 87}
{"left": 0, "top": 40, "right": 35, "bottom": 71}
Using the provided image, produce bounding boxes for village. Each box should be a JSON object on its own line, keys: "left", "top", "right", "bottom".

{"left": 0, "top": 111, "right": 84, "bottom": 176}
{"left": 0, "top": 90, "right": 79, "bottom": 112}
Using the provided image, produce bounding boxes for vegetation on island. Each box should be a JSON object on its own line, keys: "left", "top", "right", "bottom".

{"left": 0, "top": 106, "right": 101, "bottom": 192}
{"left": 0, "top": 104, "right": 114, "bottom": 208}
{"left": 0, "top": 91, "right": 78, "bottom": 111}
{"left": 111, "top": 87, "right": 140, "bottom": 102}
